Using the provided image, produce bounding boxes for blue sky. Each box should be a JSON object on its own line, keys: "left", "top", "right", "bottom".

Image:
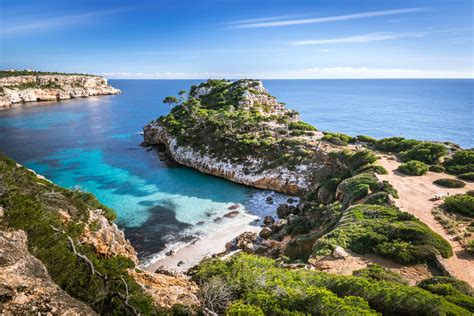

{"left": 0, "top": 0, "right": 472, "bottom": 78}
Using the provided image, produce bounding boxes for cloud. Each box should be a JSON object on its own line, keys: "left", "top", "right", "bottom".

{"left": 228, "top": 7, "right": 431, "bottom": 29}
{"left": 1, "top": 7, "right": 129, "bottom": 35}
{"left": 289, "top": 32, "right": 424, "bottom": 46}
{"left": 99, "top": 67, "right": 472, "bottom": 80}
{"left": 298, "top": 67, "right": 472, "bottom": 79}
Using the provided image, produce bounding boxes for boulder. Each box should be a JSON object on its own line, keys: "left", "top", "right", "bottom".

{"left": 223, "top": 210, "right": 239, "bottom": 218}
{"left": 235, "top": 232, "right": 258, "bottom": 250}
{"left": 265, "top": 196, "right": 274, "bottom": 204}
{"left": 272, "top": 219, "right": 287, "bottom": 233}
{"left": 259, "top": 227, "right": 272, "bottom": 239}
{"left": 228, "top": 204, "right": 240, "bottom": 210}
{"left": 276, "top": 204, "right": 298, "bottom": 219}
{"left": 263, "top": 215, "right": 275, "bottom": 226}
{"left": 332, "top": 246, "right": 349, "bottom": 259}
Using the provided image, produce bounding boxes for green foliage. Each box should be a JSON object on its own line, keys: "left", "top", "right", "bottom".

{"left": 336, "top": 173, "right": 378, "bottom": 205}
{"left": 433, "top": 178, "right": 466, "bottom": 188}
{"left": 353, "top": 264, "right": 408, "bottom": 284}
{"left": 430, "top": 165, "right": 446, "bottom": 173}
{"left": 0, "top": 155, "right": 154, "bottom": 314}
{"left": 163, "top": 96, "right": 179, "bottom": 106}
{"left": 401, "top": 142, "right": 448, "bottom": 164}
{"left": 330, "top": 149, "right": 378, "bottom": 175}
{"left": 192, "top": 253, "right": 470, "bottom": 315}
{"left": 288, "top": 121, "right": 317, "bottom": 131}
{"left": 418, "top": 277, "right": 474, "bottom": 312}
{"left": 322, "top": 132, "right": 356, "bottom": 146}
{"left": 313, "top": 204, "right": 452, "bottom": 263}
{"left": 458, "top": 172, "right": 474, "bottom": 181}
{"left": 468, "top": 240, "right": 474, "bottom": 254}
{"left": 375, "top": 137, "right": 421, "bottom": 152}
{"left": 443, "top": 193, "right": 474, "bottom": 217}
{"left": 444, "top": 150, "right": 474, "bottom": 175}
{"left": 398, "top": 160, "right": 429, "bottom": 176}
{"left": 356, "top": 135, "right": 377, "bottom": 143}
{"left": 226, "top": 301, "right": 265, "bottom": 315}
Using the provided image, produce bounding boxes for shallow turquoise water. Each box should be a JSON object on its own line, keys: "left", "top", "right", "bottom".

{"left": 0, "top": 79, "right": 472, "bottom": 260}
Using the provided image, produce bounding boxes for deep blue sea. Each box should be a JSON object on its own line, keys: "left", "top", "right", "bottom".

{"left": 0, "top": 79, "right": 472, "bottom": 261}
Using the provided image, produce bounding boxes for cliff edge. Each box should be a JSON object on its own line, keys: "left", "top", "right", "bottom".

{"left": 0, "top": 70, "right": 120, "bottom": 108}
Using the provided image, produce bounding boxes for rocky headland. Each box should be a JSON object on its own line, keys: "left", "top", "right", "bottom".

{"left": 0, "top": 70, "right": 120, "bottom": 108}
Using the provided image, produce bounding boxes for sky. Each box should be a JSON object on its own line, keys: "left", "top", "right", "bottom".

{"left": 0, "top": 0, "right": 472, "bottom": 79}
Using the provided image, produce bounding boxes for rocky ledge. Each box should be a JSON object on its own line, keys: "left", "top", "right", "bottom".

{"left": 0, "top": 72, "right": 120, "bottom": 108}
{"left": 143, "top": 79, "right": 339, "bottom": 195}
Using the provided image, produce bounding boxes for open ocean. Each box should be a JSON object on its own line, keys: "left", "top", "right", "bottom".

{"left": 0, "top": 79, "right": 472, "bottom": 262}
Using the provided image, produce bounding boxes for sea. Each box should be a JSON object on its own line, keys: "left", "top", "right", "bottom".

{"left": 0, "top": 79, "right": 472, "bottom": 263}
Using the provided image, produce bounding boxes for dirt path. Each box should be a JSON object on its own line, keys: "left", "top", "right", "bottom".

{"left": 376, "top": 155, "right": 474, "bottom": 286}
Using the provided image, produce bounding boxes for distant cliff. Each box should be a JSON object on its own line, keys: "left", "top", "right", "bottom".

{"left": 0, "top": 71, "right": 120, "bottom": 108}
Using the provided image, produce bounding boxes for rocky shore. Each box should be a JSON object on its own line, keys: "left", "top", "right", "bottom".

{"left": 0, "top": 72, "right": 120, "bottom": 108}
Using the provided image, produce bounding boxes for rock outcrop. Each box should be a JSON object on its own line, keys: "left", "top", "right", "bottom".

{"left": 0, "top": 73, "right": 120, "bottom": 108}
{"left": 0, "top": 230, "right": 96, "bottom": 315}
{"left": 143, "top": 79, "right": 338, "bottom": 195}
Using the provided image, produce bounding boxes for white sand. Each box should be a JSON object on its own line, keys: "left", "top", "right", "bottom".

{"left": 143, "top": 212, "right": 261, "bottom": 273}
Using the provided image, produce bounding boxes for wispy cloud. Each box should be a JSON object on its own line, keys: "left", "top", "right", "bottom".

{"left": 289, "top": 32, "right": 424, "bottom": 46}
{"left": 1, "top": 7, "right": 130, "bottom": 35}
{"left": 228, "top": 7, "right": 431, "bottom": 29}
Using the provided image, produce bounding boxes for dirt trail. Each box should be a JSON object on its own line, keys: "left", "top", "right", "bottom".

{"left": 376, "top": 155, "right": 474, "bottom": 286}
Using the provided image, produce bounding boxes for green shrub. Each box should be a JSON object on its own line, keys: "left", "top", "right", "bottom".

{"left": 313, "top": 204, "right": 452, "bottom": 263}
{"left": 433, "top": 178, "right": 466, "bottom": 188}
{"left": 401, "top": 142, "right": 447, "bottom": 164}
{"left": 444, "top": 150, "right": 474, "bottom": 175}
{"left": 226, "top": 301, "right": 265, "bottom": 315}
{"left": 375, "top": 137, "right": 421, "bottom": 152}
{"left": 322, "top": 132, "right": 356, "bottom": 146}
{"left": 353, "top": 264, "right": 408, "bottom": 284}
{"left": 458, "top": 172, "right": 474, "bottom": 181}
{"left": 192, "top": 253, "right": 470, "bottom": 315}
{"left": 289, "top": 121, "right": 317, "bottom": 131}
{"left": 443, "top": 193, "right": 474, "bottom": 217}
{"left": 336, "top": 173, "right": 378, "bottom": 205}
{"left": 418, "top": 276, "right": 474, "bottom": 312}
{"left": 430, "top": 165, "right": 445, "bottom": 173}
{"left": 468, "top": 240, "right": 474, "bottom": 254}
{"left": 356, "top": 135, "right": 377, "bottom": 143}
{"left": 398, "top": 160, "right": 429, "bottom": 176}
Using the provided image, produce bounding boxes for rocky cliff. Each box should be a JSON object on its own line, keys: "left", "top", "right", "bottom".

{"left": 0, "top": 155, "right": 198, "bottom": 314}
{"left": 0, "top": 72, "right": 120, "bottom": 108}
{"left": 143, "top": 79, "right": 339, "bottom": 195}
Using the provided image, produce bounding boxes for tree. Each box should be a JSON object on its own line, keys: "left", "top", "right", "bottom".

{"left": 163, "top": 96, "right": 178, "bottom": 110}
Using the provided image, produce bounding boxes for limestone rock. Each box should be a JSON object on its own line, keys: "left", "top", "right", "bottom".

{"left": 0, "top": 74, "right": 121, "bottom": 108}
{"left": 0, "top": 230, "right": 96, "bottom": 315}
{"left": 259, "top": 227, "right": 273, "bottom": 239}
{"left": 332, "top": 246, "right": 349, "bottom": 259}
{"left": 263, "top": 215, "right": 275, "bottom": 226}
{"left": 277, "top": 204, "right": 298, "bottom": 219}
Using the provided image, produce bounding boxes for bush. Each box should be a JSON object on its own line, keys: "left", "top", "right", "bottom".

{"left": 430, "top": 165, "right": 445, "bottom": 173}
{"left": 226, "top": 301, "right": 265, "bottom": 315}
{"left": 468, "top": 240, "right": 474, "bottom": 254}
{"left": 192, "top": 253, "right": 470, "bottom": 315}
{"left": 444, "top": 150, "right": 474, "bottom": 175}
{"left": 375, "top": 137, "right": 421, "bottom": 152}
{"left": 443, "top": 193, "right": 474, "bottom": 217}
{"left": 313, "top": 204, "right": 452, "bottom": 263}
{"left": 356, "top": 135, "right": 377, "bottom": 143}
{"left": 398, "top": 160, "right": 429, "bottom": 176}
{"left": 401, "top": 142, "right": 447, "bottom": 164}
{"left": 418, "top": 276, "right": 474, "bottom": 312}
{"left": 336, "top": 173, "right": 378, "bottom": 205}
{"left": 353, "top": 264, "right": 408, "bottom": 284}
{"left": 433, "top": 178, "right": 466, "bottom": 188}
{"left": 289, "top": 121, "right": 317, "bottom": 131}
{"left": 322, "top": 132, "right": 356, "bottom": 146}
{"left": 458, "top": 172, "right": 474, "bottom": 181}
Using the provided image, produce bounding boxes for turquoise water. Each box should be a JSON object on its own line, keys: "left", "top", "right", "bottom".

{"left": 0, "top": 79, "right": 472, "bottom": 260}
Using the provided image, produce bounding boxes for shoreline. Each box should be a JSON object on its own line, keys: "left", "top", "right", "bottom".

{"left": 142, "top": 211, "right": 261, "bottom": 273}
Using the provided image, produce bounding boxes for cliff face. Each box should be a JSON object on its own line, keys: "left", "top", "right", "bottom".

{"left": 0, "top": 74, "right": 120, "bottom": 108}
{"left": 143, "top": 79, "right": 338, "bottom": 195}
{"left": 0, "top": 155, "right": 198, "bottom": 313}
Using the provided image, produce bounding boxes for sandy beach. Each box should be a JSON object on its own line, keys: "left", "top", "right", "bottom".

{"left": 143, "top": 211, "right": 261, "bottom": 273}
